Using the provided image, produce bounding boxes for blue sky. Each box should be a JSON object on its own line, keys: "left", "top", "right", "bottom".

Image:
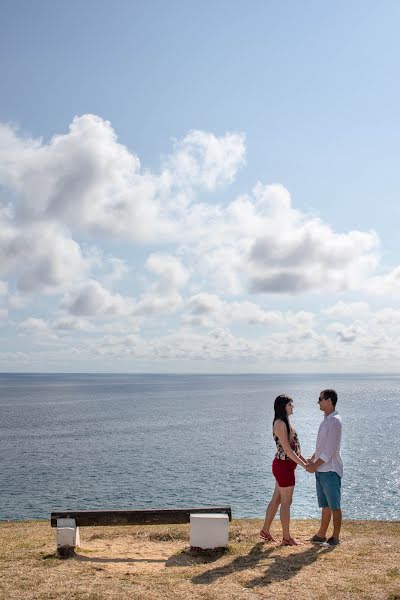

{"left": 1, "top": 1, "right": 400, "bottom": 372}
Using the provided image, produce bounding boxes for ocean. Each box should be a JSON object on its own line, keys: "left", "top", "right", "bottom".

{"left": 0, "top": 373, "right": 399, "bottom": 521}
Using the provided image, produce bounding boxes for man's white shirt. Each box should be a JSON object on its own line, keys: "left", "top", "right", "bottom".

{"left": 314, "top": 410, "right": 343, "bottom": 477}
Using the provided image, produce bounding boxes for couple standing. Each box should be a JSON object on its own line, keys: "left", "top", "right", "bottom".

{"left": 260, "top": 389, "right": 343, "bottom": 547}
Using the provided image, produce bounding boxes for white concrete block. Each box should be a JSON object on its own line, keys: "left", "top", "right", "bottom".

{"left": 190, "top": 513, "right": 229, "bottom": 549}
{"left": 56, "top": 518, "right": 80, "bottom": 547}
{"left": 57, "top": 527, "right": 75, "bottom": 549}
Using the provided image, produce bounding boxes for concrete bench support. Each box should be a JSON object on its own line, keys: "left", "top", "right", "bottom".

{"left": 190, "top": 513, "right": 229, "bottom": 549}
{"left": 56, "top": 518, "right": 80, "bottom": 557}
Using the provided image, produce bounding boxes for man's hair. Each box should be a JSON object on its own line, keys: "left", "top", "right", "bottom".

{"left": 321, "top": 389, "right": 338, "bottom": 407}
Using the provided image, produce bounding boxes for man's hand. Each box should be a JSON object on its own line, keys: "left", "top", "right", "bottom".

{"left": 306, "top": 457, "right": 325, "bottom": 473}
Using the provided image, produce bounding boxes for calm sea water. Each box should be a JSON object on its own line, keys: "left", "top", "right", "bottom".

{"left": 0, "top": 373, "right": 399, "bottom": 521}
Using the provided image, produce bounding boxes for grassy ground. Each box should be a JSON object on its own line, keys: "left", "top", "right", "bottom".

{"left": 0, "top": 519, "right": 399, "bottom": 600}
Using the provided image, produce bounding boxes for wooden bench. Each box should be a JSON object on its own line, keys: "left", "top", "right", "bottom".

{"left": 51, "top": 507, "right": 232, "bottom": 557}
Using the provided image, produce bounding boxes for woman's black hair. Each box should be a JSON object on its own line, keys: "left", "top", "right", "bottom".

{"left": 273, "top": 394, "right": 292, "bottom": 440}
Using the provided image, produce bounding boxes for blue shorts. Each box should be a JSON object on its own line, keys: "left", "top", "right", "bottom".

{"left": 315, "top": 471, "right": 341, "bottom": 510}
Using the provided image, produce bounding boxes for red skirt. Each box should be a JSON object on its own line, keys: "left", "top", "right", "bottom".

{"left": 272, "top": 457, "right": 297, "bottom": 487}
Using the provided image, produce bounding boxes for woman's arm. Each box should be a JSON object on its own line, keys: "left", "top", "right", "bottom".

{"left": 274, "top": 421, "right": 307, "bottom": 468}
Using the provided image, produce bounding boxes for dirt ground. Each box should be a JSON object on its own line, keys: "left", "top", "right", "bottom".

{"left": 0, "top": 519, "right": 399, "bottom": 600}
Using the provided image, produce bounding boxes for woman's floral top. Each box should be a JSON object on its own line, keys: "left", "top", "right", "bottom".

{"left": 273, "top": 425, "right": 301, "bottom": 461}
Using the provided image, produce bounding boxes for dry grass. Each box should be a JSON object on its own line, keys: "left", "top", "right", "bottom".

{"left": 0, "top": 519, "right": 399, "bottom": 600}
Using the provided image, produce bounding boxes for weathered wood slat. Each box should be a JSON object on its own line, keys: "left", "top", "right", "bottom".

{"left": 51, "top": 506, "right": 232, "bottom": 527}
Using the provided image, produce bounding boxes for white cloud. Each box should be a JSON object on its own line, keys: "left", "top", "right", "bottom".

{"left": 2, "top": 115, "right": 140, "bottom": 227}
{"left": 0, "top": 280, "right": 25, "bottom": 321}
{"left": 92, "top": 333, "right": 143, "bottom": 357}
{"left": 229, "top": 302, "right": 284, "bottom": 326}
{"left": 18, "top": 317, "right": 52, "bottom": 335}
{"left": 165, "top": 129, "right": 246, "bottom": 191}
{"left": 184, "top": 293, "right": 224, "bottom": 326}
{"left": 177, "top": 183, "right": 380, "bottom": 297}
{"left": 90, "top": 327, "right": 258, "bottom": 361}
{"left": 184, "top": 293, "right": 284, "bottom": 328}
{"left": 334, "top": 324, "right": 359, "bottom": 343}
{"left": 132, "top": 292, "right": 183, "bottom": 317}
{"left": 322, "top": 301, "right": 371, "bottom": 319}
{"left": 106, "top": 257, "right": 129, "bottom": 282}
{"left": 0, "top": 281, "right": 8, "bottom": 296}
{"left": 246, "top": 184, "right": 379, "bottom": 294}
{"left": 60, "top": 255, "right": 188, "bottom": 322}
{"left": 374, "top": 307, "right": 400, "bottom": 325}
{"left": 0, "top": 116, "right": 246, "bottom": 242}
{"left": 0, "top": 351, "right": 30, "bottom": 364}
{"left": 84, "top": 325, "right": 332, "bottom": 365}
{"left": 145, "top": 253, "right": 189, "bottom": 293}
{"left": 63, "top": 280, "right": 135, "bottom": 317}
{"left": 9, "top": 303, "right": 400, "bottom": 369}
{"left": 0, "top": 215, "right": 89, "bottom": 293}
{"left": 364, "top": 266, "right": 400, "bottom": 296}
{"left": 0, "top": 116, "right": 384, "bottom": 299}
{"left": 51, "top": 316, "right": 94, "bottom": 332}
{"left": 125, "top": 253, "right": 189, "bottom": 317}
{"left": 6, "top": 292, "right": 27, "bottom": 310}
{"left": 285, "top": 310, "right": 315, "bottom": 332}
{"left": 2, "top": 115, "right": 400, "bottom": 371}
{"left": 199, "top": 245, "right": 245, "bottom": 295}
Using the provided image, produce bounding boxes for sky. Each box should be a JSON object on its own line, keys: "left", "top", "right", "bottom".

{"left": 0, "top": 0, "right": 400, "bottom": 373}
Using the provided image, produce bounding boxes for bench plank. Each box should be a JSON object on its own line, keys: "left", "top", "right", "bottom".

{"left": 51, "top": 507, "right": 232, "bottom": 527}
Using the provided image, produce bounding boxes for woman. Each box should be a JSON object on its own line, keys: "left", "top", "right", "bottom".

{"left": 260, "top": 394, "right": 307, "bottom": 546}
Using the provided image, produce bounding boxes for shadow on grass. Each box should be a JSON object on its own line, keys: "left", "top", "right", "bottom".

{"left": 246, "top": 545, "right": 334, "bottom": 588}
{"left": 44, "top": 550, "right": 165, "bottom": 564}
{"left": 192, "top": 543, "right": 275, "bottom": 583}
{"left": 192, "top": 543, "right": 334, "bottom": 586}
{"left": 74, "top": 554, "right": 166, "bottom": 564}
{"left": 166, "top": 547, "right": 229, "bottom": 567}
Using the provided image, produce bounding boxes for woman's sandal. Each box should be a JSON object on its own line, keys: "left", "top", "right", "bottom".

{"left": 260, "top": 530, "right": 276, "bottom": 542}
{"left": 282, "top": 537, "right": 300, "bottom": 546}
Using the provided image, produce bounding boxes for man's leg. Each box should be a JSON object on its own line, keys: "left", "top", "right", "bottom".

{"left": 313, "top": 472, "right": 331, "bottom": 539}
{"left": 332, "top": 509, "right": 342, "bottom": 540}
{"left": 316, "top": 507, "right": 332, "bottom": 538}
{"left": 326, "top": 473, "right": 342, "bottom": 541}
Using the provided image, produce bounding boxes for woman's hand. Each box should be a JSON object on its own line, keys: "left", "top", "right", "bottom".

{"left": 306, "top": 458, "right": 325, "bottom": 473}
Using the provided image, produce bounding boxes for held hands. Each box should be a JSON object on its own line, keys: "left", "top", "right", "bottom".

{"left": 305, "top": 459, "right": 317, "bottom": 473}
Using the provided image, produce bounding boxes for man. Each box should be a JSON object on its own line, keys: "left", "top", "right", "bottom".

{"left": 306, "top": 389, "right": 343, "bottom": 546}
